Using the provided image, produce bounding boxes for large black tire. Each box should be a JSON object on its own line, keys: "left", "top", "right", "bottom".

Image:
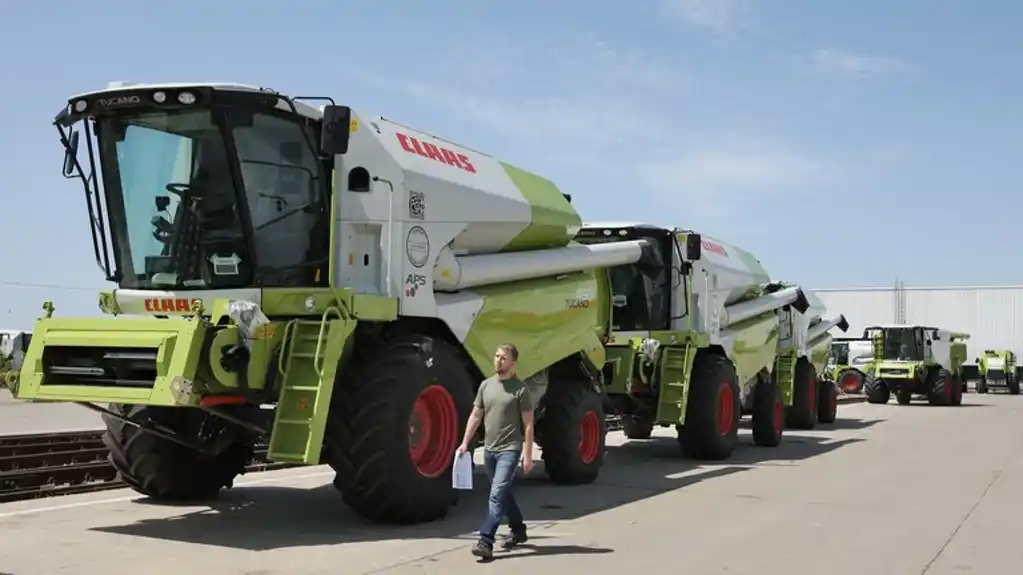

{"left": 621, "top": 415, "right": 654, "bottom": 439}
{"left": 751, "top": 377, "right": 784, "bottom": 447}
{"left": 927, "top": 369, "right": 955, "bottom": 406}
{"left": 817, "top": 380, "right": 838, "bottom": 424}
{"left": 785, "top": 360, "right": 818, "bottom": 430}
{"left": 678, "top": 354, "right": 740, "bottom": 460}
{"left": 101, "top": 404, "right": 254, "bottom": 501}
{"left": 949, "top": 373, "right": 963, "bottom": 405}
{"left": 1009, "top": 377, "right": 1020, "bottom": 395}
{"left": 539, "top": 382, "right": 607, "bottom": 484}
{"left": 864, "top": 376, "right": 890, "bottom": 404}
{"left": 977, "top": 377, "right": 989, "bottom": 394}
{"left": 324, "top": 335, "right": 475, "bottom": 524}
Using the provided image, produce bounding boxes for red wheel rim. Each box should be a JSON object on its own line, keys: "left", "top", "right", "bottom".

{"left": 808, "top": 376, "right": 817, "bottom": 411}
{"left": 717, "top": 381, "right": 735, "bottom": 436}
{"left": 578, "top": 410, "right": 601, "bottom": 464}
{"left": 945, "top": 378, "right": 952, "bottom": 399}
{"left": 840, "top": 373, "right": 859, "bottom": 393}
{"left": 408, "top": 384, "right": 459, "bottom": 478}
{"left": 772, "top": 396, "right": 784, "bottom": 436}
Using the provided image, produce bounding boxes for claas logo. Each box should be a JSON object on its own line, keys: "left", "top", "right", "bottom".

{"left": 143, "top": 298, "right": 202, "bottom": 313}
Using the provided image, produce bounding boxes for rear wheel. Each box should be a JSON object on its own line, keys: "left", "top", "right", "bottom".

{"left": 864, "top": 376, "right": 890, "bottom": 404}
{"left": 785, "top": 359, "right": 818, "bottom": 430}
{"left": 539, "top": 382, "right": 607, "bottom": 484}
{"left": 324, "top": 335, "right": 474, "bottom": 524}
{"left": 817, "top": 380, "right": 838, "bottom": 424}
{"left": 678, "top": 353, "right": 740, "bottom": 460}
{"left": 950, "top": 373, "right": 964, "bottom": 405}
{"left": 751, "top": 378, "right": 784, "bottom": 447}
{"left": 977, "top": 377, "right": 989, "bottom": 394}
{"left": 102, "top": 404, "right": 254, "bottom": 501}
{"left": 837, "top": 369, "right": 864, "bottom": 394}
{"left": 1009, "top": 376, "right": 1020, "bottom": 395}
{"left": 896, "top": 389, "right": 912, "bottom": 405}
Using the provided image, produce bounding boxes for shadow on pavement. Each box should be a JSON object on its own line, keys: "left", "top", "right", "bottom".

{"left": 91, "top": 427, "right": 863, "bottom": 552}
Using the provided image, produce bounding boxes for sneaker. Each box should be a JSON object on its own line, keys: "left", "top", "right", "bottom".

{"left": 501, "top": 530, "right": 528, "bottom": 550}
{"left": 471, "top": 540, "right": 494, "bottom": 560}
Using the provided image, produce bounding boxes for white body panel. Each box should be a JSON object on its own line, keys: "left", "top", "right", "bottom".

{"left": 111, "top": 289, "right": 263, "bottom": 315}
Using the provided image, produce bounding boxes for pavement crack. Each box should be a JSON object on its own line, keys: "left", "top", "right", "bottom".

{"left": 919, "top": 439, "right": 1021, "bottom": 574}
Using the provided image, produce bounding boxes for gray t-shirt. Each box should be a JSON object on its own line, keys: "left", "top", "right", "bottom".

{"left": 474, "top": 375, "right": 530, "bottom": 452}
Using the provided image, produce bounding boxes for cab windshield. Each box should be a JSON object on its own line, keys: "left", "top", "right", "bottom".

{"left": 92, "top": 105, "right": 329, "bottom": 289}
{"left": 881, "top": 328, "right": 922, "bottom": 361}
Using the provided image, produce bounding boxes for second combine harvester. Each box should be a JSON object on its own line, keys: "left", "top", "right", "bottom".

{"left": 9, "top": 82, "right": 848, "bottom": 525}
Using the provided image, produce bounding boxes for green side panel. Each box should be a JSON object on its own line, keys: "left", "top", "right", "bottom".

{"left": 268, "top": 316, "right": 356, "bottom": 464}
{"left": 499, "top": 162, "right": 582, "bottom": 252}
{"left": 462, "top": 270, "right": 605, "bottom": 380}
{"left": 949, "top": 342, "right": 968, "bottom": 373}
{"left": 728, "top": 313, "right": 780, "bottom": 388}
{"left": 654, "top": 343, "right": 696, "bottom": 425}
{"left": 809, "top": 335, "right": 833, "bottom": 375}
{"left": 14, "top": 316, "right": 207, "bottom": 406}
{"left": 604, "top": 344, "right": 637, "bottom": 395}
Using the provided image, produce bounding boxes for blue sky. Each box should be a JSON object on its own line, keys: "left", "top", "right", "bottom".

{"left": 2, "top": 0, "right": 1021, "bottom": 329}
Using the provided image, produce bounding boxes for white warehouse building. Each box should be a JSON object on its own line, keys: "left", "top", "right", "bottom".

{"left": 812, "top": 283, "right": 1023, "bottom": 363}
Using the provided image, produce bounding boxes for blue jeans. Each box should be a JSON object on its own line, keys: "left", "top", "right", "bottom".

{"left": 477, "top": 449, "right": 526, "bottom": 544}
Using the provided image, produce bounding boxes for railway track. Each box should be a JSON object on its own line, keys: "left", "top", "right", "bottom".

{"left": 0, "top": 430, "right": 298, "bottom": 504}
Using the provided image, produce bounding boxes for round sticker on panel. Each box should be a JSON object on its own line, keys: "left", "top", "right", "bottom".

{"left": 406, "top": 226, "right": 430, "bottom": 268}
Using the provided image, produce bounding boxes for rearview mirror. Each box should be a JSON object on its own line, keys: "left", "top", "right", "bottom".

{"left": 320, "top": 105, "right": 352, "bottom": 156}
{"left": 62, "top": 130, "right": 80, "bottom": 177}
{"left": 685, "top": 233, "right": 702, "bottom": 261}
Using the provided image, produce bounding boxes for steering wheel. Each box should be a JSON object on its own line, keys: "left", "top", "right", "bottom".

{"left": 165, "top": 183, "right": 191, "bottom": 196}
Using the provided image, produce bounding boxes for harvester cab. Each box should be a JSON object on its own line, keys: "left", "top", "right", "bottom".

{"left": 20, "top": 81, "right": 665, "bottom": 525}
{"left": 861, "top": 325, "right": 968, "bottom": 406}
{"left": 575, "top": 222, "right": 834, "bottom": 460}
{"left": 975, "top": 349, "right": 1019, "bottom": 395}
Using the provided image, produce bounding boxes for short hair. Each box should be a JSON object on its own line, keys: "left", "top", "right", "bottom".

{"left": 496, "top": 343, "right": 519, "bottom": 361}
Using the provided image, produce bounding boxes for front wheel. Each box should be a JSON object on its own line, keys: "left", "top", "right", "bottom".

{"left": 785, "top": 359, "right": 818, "bottom": 430}
{"left": 817, "top": 380, "right": 838, "bottom": 424}
{"left": 102, "top": 404, "right": 255, "bottom": 501}
{"left": 864, "top": 377, "right": 891, "bottom": 404}
{"left": 678, "top": 353, "right": 740, "bottom": 460}
{"left": 324, "top": 335, "right": 475, "bottom": 524}
{"left": 539, "top": 382, "right": 607, "bottom": 484}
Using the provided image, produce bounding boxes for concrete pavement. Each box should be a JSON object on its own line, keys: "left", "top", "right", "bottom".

{"left": 0, "top": 394, "right": 1021, "bottom": 574}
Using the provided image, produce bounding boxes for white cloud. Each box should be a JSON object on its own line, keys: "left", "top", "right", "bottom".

{"left": 637, "top": 137, "right": 829, "bottom": 219}
{"left": 660, "top": 0, "right": 744, "bottom": 33}
{"left": 814, "top": 49, "right": 914, "bottom": 77}
{"left": 337, "top": 34, "right": 829, "bottom": 220}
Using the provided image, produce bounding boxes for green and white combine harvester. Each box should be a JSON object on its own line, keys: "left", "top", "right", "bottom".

{"left": 825, "top": 337, "right": 874, "bottom": 394}
{"left": 862, "top": 325, "right": 968, "bottom": 406}
{"left": 975, "top": 349, "right": 1019, "bottom": 394}
{"left": 8, "top": 82, "right": 850, "bottom": 524}
{"left": 570, "top": 227, "right": 850, "bottom": 457}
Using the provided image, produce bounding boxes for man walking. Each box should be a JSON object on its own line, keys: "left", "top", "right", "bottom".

{"left": 457, "top": 343, "right": 534, "bottom": 560}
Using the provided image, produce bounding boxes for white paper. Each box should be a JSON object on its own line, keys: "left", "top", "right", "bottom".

{"left": 452, "top": 451, "right": 474, "bottom": 490}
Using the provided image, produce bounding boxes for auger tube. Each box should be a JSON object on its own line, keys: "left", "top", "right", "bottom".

{"left": 433, "top": 239, "right": 651, "bottom": 291}
{"left": 807, "top": 314, "right": 850, "bottom": 344}
{"left": 721, "top": 286, "right": 809, "bottom": 328}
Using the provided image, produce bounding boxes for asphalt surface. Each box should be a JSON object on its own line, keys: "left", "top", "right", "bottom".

{"left": 1, "top": 393, "right": 1021, "bottom": 574}
{"left": 0, "top": 388, "right": 104, "bottom": 434}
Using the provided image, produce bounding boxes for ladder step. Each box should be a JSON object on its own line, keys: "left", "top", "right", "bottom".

{"left": 284, "top": 386, "right": 320, "bottom": 392}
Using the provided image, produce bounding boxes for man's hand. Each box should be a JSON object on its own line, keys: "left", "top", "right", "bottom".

{"left": 456, "top": 442, "right": 469, "bottom": 456}
{"left": 522, "top": 455, "right": 534, "bottom": 474}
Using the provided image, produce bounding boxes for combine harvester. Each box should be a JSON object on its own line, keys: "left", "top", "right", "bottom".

{"left": 975, "top": 349, "right": 1019, "bottom": 394}
{"left": 577, "top": 226, "right": 850, "bottom": 458}
{"left": 10, "top": 81, "right": 839, "bottom": 524}
{"left": 825, "top": 337, "right": 874, "bottom": 394}
{"left": 862, "top": 325, "right": 968, "bottom": 406}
